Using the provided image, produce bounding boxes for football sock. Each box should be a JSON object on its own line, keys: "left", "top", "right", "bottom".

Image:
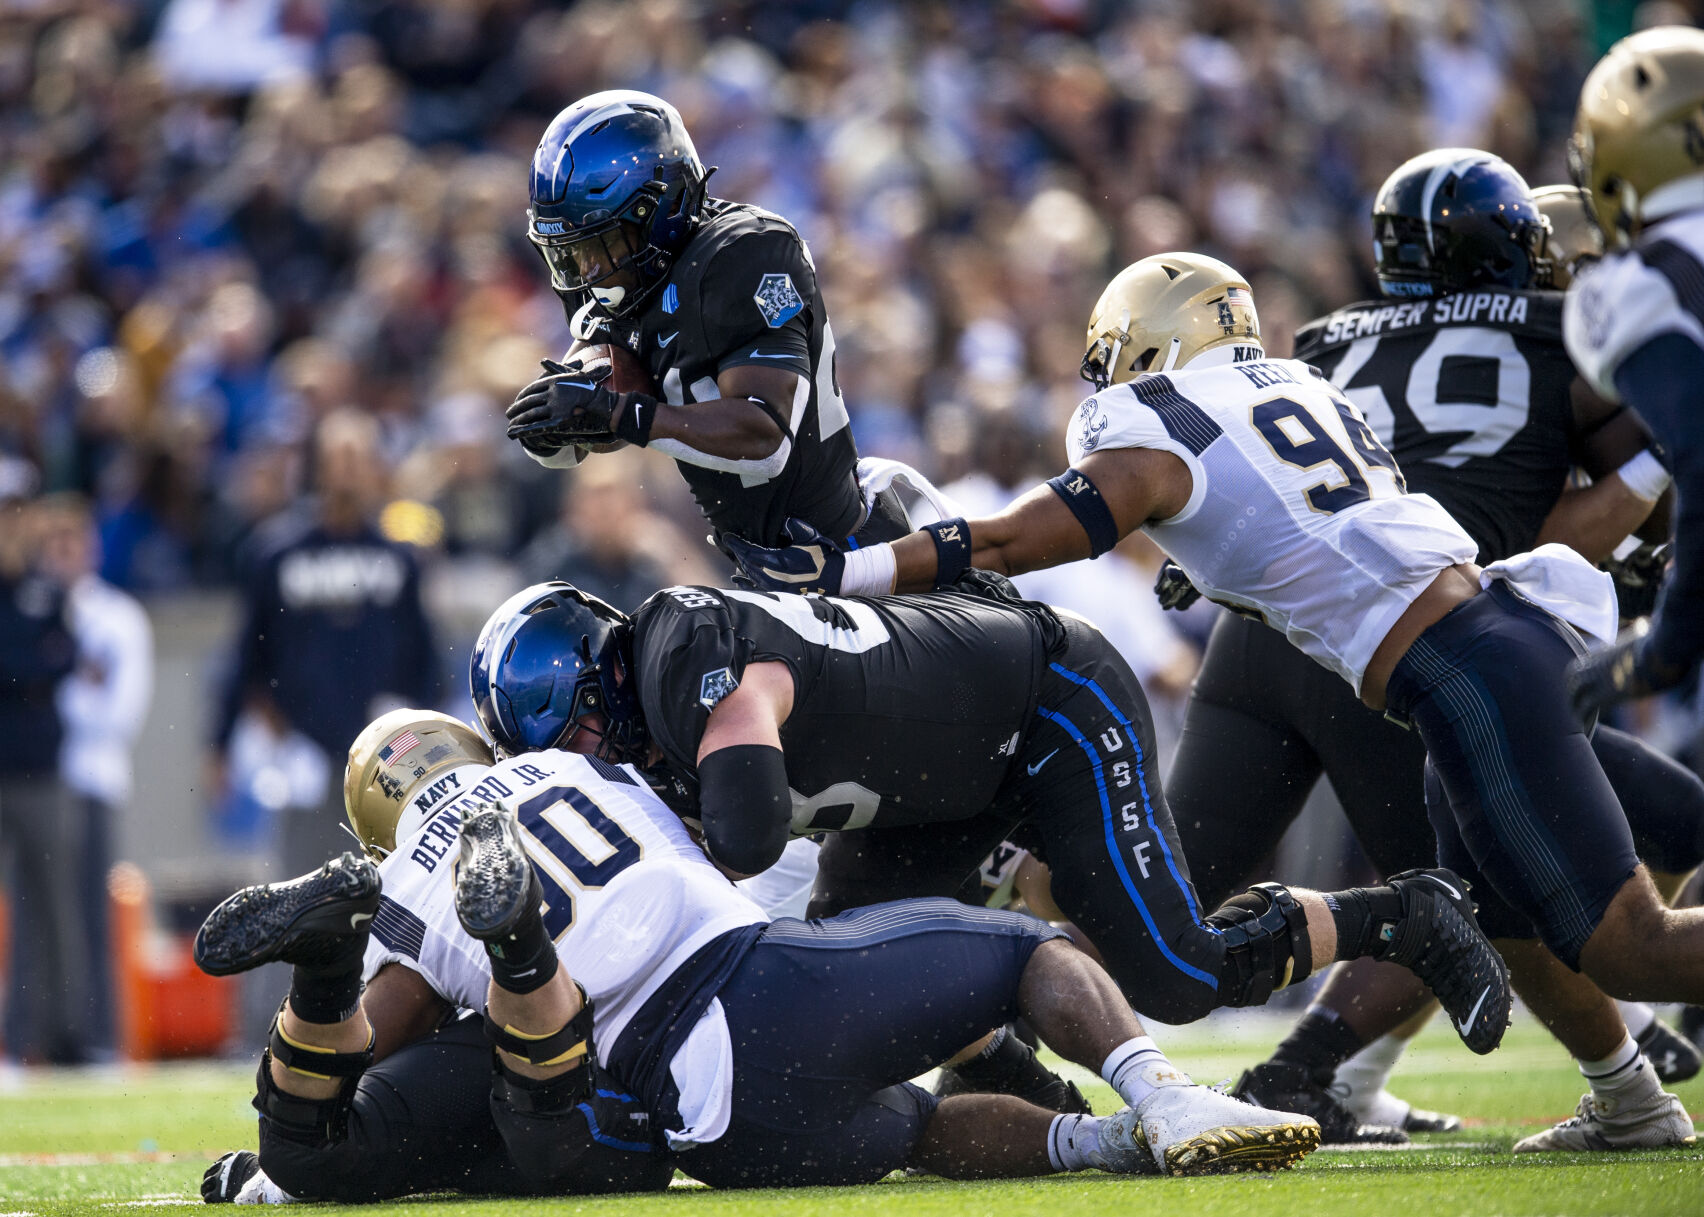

{"left": 1616, "top": 1000, "right": 1656, "bottom": 1039}
{"left": 1102, "top": 1036, "right": 1188, "bottom": 1109}
{"left": 1047, "top": 1113, "right": 1106, "bottom": 1171}
{"left": 949, "top": 1025, "right": 1065, "bottom": 1098}
{"left": 1323, "top": 885, "right": 1406, "bottom": 960}
{"left": 1271, "top": 1008, "right": 1367, "bottom": 1083}
{"left": 1579, "top": 1033, "right": 1645, "bottom": 1096}
{"left": 1333, "top": 1031, "right": 1407, "bottom": 1103}
{"left": 287, "top": 962, "right": 364, "bottom": 1025}
{"left": 483, "top": 905, "right": 560, "bottom": 995}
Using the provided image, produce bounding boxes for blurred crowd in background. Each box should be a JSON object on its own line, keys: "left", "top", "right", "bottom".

{"left": 3, "top": 0, "right": 1702, "bottom": 1061}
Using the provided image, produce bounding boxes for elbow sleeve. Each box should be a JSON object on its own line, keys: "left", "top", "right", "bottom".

{"left": 698, "top": 744, "right": 792, "bottom": 876}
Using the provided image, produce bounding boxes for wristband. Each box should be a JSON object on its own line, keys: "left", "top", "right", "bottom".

{"left": 1615, "top": 449, "right": 1672, "bottom": 503}
{"left": 924, "top": 518, "right": 973, "bottom": 589}
{"left": 841, "top": 542, "right": 897, "bottom": 597}
{"left": 613, "top": 392, "right": 659, "bottom": 446}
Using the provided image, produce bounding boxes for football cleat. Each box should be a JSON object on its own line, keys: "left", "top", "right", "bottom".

{"left": 1513, "top": 1085, "right": 1697, "bottom": 1153}
{"left": 194, "top": 854, "right": 380, "bottom": 978}
{"left": 1635, "top": 1015, "right": 1702, "bottom": 1084}
{"left": 201, "top": 1151, "right": 295, "bottom": 1204}
{"left": 1380, "top": 869, "right": 1511, "bottom": 1055}
{"left": 202, "top": 1151, "right": 259, "bottom": 1203}
{"left": 1232, "top": 1061, "right": 1407, "bottom": 1146}
{"left": 453, "top": 802, "right": 543, "bottom": 941}
{"left": 1101, "top": 1079, "right": 1320, "bottom": 1176}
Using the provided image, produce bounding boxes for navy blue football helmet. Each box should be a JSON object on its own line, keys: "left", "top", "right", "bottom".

{"left": 528, "top": 90, "right": 711, "bottom": 319}
{"left": 470, "top": 581, "right": 649, "bottom": 764}
{"left": 1371, "top": 149, "right": 1549, "bottom": 297}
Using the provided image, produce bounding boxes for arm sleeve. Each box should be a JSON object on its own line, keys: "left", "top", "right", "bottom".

{"left": 697, "top": 743, "right": 792, "bottom": 875}
{"left": 1612, "top": 332, "right": 1704, "bottom": 676}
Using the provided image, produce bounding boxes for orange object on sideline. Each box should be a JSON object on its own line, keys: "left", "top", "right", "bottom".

{"left": 111, "top": 863, "right": 235, "bottom": 1059}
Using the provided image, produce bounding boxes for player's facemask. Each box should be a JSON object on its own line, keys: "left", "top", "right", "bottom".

{"left": 534, "top": 219, "right": 645, "bottom": 313}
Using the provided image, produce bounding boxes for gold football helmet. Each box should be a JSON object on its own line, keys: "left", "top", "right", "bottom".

{"left": 344, "top": 708, "right": 493, "bottom": 858}
{"left": 1081, "top": 253, "right": 1260, "bottom": 388}
{"left": 1533, "top": 185, "right": 1604, "bottom": 289}
{"left": 1571, "top": 26, "right": 1704, "bottom": 249}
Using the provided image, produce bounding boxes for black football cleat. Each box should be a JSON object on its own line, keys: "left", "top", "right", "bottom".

{"left": 1230, "top": 1061, "right": 1407, "bottom": 1146}
{"left": 201, "top": 1150, "right": 258, "bottom": 1203}
{"left": 453, "top": 802, "right": 543, "bottom": 941}
{"left": 932, "top": 1047, "right": 1094, "bottom": 1115}
{"left": 1636, "top": 1015, "right": 1703, "bottom": 1084}
{"left": 194, "top": 853, "right": 380, "bottom": 977}
{"left": 1380, "top": 869, "right": 1511, "bottom": 1055}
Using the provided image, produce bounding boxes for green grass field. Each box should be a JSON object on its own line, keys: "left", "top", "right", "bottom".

{"left": 1, "top": 1012, "right": 1699, "bottom": 1217}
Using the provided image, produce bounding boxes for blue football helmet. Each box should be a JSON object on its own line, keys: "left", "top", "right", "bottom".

{"left": 1371, "top": 149, "right": 1549, "bottom": 297}
{"left": 469, "top": 581, "right": 649, "bottom": 764}
{"left": 528, "top": 90, "right": 711, "bottom": 319}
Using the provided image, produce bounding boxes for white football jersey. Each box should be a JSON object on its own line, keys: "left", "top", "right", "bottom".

{"left": 1066, "top": 351, "right": 1476, "bottom": 692}
{"left": 1564, "top": 212, "right": 1704, "bottom": 401}
{"left": 360, "top": 749, "right": 767, "bottom": 1146}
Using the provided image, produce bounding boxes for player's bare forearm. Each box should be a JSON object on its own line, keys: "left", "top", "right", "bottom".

{"left": 1535, "top": 480, "right": 1658, "bottom": 564}
{"left": 891, "top": 485, "right": 1094, "bottom": 590}
{"left": 649, "top": 397, "right": 784, "bottom": 461}
{"left": 890, "top": 447, "right": 1190, "bottom": 591}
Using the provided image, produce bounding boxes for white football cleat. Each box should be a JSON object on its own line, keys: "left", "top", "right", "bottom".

{"left": 1513, "top": 1085, "right": 1697, "bottom": 1153}
{"left": 1100, "top": 1075, "right": 1321, "bottom": 1176}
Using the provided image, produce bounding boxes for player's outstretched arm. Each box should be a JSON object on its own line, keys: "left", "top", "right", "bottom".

{"left": 888, "top": 447, "right": 1192, "bottom": 592}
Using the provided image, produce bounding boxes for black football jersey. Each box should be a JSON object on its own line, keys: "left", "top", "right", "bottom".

{"left": 578, "top": 200, "right": 864, "bottom": 547}
{"left": 632, "top": 586, "right": 1057, "bottom": 831}
{"left": 1293, "top": 289, "right": 1579, "bottom": 562}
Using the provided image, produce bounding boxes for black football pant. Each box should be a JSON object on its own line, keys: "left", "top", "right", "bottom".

{"left": 813, "top": 616, "right": 1238, "bottom": 1024}
{"left": 1172, "top": 610, "right": 1704, "bottom": 919}
{"left": 257, "top": 1014, "right": 670, "bottom": 1202}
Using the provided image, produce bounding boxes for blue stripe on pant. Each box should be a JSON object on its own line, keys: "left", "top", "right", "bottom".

{"left": 1387, "top": 583, "right": 1639, "bottom": 969}
{"left": 672, "top": 899, "right": 1065, "bottom": 1188}
{"left": 1013, "top": 621, "right": 1227, "bottom": 1023}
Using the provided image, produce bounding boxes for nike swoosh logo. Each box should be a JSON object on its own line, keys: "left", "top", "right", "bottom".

{"left": 350, "top": 912, "right": 373, "bottom": 930}
{"left": 511, "top": 967, "right": 537, "bottom": 980}
{"left": 1028, "top": 748, "right": 1060, "bottom": 776}
{"left": 747, "top": 350, "right": 795, "bottom": 360}
{"left": 1424, "top": 874, "right": 1463, "bottom": 902}
{"left": 1454, "top": 984, "right": 1491, "bottom": 1037}
{"left": 658, "top": 331, "right": 677, "bottom": 347}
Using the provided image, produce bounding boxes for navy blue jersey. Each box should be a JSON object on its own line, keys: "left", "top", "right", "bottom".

{"left": 214, "top": 509, "right": 439, "bottom": 758}
{"left": 579, "top": 201, "right": 863, "bottom": 546}
{"left": 1295, "top": 289, "right": 1578, "bottom": 562}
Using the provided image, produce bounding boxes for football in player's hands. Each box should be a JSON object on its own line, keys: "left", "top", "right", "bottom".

{"left": 507, "top": 344, "right": 660, "bottom": 452}
{"left": 722, "top": 518, "right": 846, "bottom": 596}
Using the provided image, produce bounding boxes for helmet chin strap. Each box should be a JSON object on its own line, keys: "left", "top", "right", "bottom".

{"left": 570, "top": 297, "right": 602, "bottom": 341}
{"left": 1156, "top": 336, "right": 1184, "bottom": 373}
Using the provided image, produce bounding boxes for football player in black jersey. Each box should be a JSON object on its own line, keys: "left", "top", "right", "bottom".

{"left": 503, "top": 90, "right": 909, "bottom": 556}
{"left": 472, "top": 580, "right": 1511, "bottom": 1057}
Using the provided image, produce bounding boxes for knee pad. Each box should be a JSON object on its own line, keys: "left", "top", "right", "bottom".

{"left": 1205, "top": 882, "right": 1312, "bottom": 1007}
{"left": 252, "top": 1009, "right": 375, "bottom": 1144}
{"left": 483, "top": 984, "right": 595, "bottom": 1070}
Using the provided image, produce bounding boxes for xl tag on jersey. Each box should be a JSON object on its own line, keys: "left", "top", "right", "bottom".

{"left": 699, "top": 667, "right": 740, "bottom": 711}
{"left": 754, "top": 273, "right": 804, "bottom": 328}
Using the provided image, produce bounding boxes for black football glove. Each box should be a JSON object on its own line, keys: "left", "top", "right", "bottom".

{"left": 1566, "top": 621, "right": 1682, "bottom": 721}
{"left": 506, "top": 361, "right": 658, "bottom": 450}
{"left": 1603, "top": 542, "right": 1671, "bottom": 621}
{"left": 202, "top": 1150, "right": 261, "bottom": 1203}
{"left": 1153, "top": 559, "right": 1202, "bottom": 611}
{"left": 722, "top": 518, "right": 846, "bottom": 595}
